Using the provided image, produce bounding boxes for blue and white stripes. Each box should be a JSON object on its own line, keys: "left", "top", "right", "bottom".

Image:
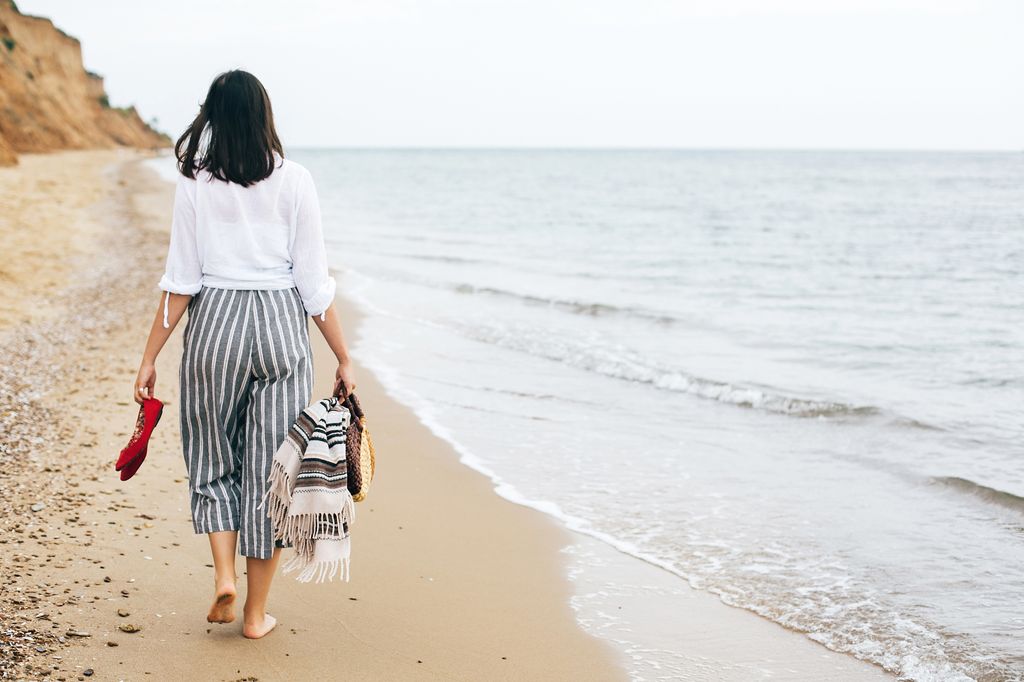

{"left": 178, "top": 286, "right": 313, "bottom": 559}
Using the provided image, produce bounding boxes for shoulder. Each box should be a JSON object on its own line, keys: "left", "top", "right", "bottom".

{"left": 173, "top": 167, "right": 198, "bottom": 203}
{"left": 175, "top": 158, "right": 205, "bottom": 189}
{"left": 176, "top": 170, "right": 198, "bottom": 185}
{"left": 278, "top": 157, "right": 313, "bottom": 183}
{"left": 278, "top": 158, "right": 317, "bottom": 199}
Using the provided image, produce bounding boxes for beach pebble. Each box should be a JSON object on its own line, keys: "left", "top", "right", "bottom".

{"left": 117, "top": 608, "right": 129, "bottom": 617}
{"left": 117, "top": 623, "right": 140, "bottom": 633}
{"left": 105, "top": 641, "right": 118, "bottom": 647}
{"left": 83, "top": 670, "right": 93, "bottom": 677}
{"left": 65, "top": 630, "right": 90, "bottom": 637}
{"left": 31, "top": 502, "right": 46, "bottom": 512}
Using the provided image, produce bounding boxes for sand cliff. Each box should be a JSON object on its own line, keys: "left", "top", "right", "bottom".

{"left": 0, "top": 0, "right": 168, "bottom": 166}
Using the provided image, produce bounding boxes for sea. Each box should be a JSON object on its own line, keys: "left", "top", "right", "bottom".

{"left": 149, "top": 149, "right": 1024, "bottom": 681}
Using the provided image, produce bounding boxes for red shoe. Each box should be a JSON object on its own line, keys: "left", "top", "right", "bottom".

{"left": 115, "top": 398, "right": 163, "bottom": 478}
{"left": 120, "top": 445, "right": 148, "bottom": 481}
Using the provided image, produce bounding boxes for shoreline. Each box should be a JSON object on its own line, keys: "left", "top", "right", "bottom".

{"left": 0, "top": 150, "right": 895, "bottom": 681}
{"left": 336, "top": 282, "right": 896, "bottom": 681}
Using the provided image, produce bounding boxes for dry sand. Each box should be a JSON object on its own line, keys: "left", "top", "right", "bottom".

{"left": 0, "top": 150, "right": 895, "bottom": 681}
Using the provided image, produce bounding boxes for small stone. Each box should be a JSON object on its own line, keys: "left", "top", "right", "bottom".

{"left": 118, "top": 623, "right": 140, "bottom": 633}
{"left": 103, "top": 577, "right": 111, "bottom": 583}
{"left": 106, "top": 641, "right": 118, "bottom": 647}
{"left": 65, "top": 630, "right": 90, "bottom": 637}
{"left": 83, "top": 670, "right": 94, "bottom": 677}
{"left": 117, "top": 609, "right": 129, "bottom": 617}
{"left": 31, "top": 502, "right": 46, "bottom": 512}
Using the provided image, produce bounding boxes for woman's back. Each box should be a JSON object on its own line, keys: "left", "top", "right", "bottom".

{"left": 182, "top": 155, "right": 318, "bottom": 289}
{"left": 162, "top": 155, "right": 334, "bottom": 321}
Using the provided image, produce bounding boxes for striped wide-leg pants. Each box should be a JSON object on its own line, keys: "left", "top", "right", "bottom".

{"left": 178, "top": 286, "right": 313, "bottom": 559}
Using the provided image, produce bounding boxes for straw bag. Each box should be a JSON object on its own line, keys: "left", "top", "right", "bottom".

{"left": 338, "top": 384, "right": 376, "bottom": 502}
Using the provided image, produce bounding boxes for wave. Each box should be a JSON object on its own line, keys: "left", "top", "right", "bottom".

{"left": 452, "top": 283, "right": 680, "bottom": 325}
{"left": 346, "top": 270, "right": 929, "bottom": 423}
{"left": 403, "top": 253, "right": 484, "bottom": 265}
{"left": 399, "top": 372, "right": 602, "bottom": 405}
{"left": 929, "top": 476, "right": 1024, "bottom": 515}
{"left": 349, "top": 264, "right": 684, "bottom": 326}
{"left": 458, "top": 323, "right": 879, "bottom": 418}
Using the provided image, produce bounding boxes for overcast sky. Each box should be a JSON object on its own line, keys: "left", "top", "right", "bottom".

{"left": 17, "top": 0, "right": 1024, "bottom": 150}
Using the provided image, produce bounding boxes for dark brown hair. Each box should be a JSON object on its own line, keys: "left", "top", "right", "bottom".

{"left": 175, "top": 70, "right": 283, "bottom": 186}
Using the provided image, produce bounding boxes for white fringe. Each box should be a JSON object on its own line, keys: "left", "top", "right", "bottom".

{"left": 265, "top": 471, "right": 356, "bottom": 584}
{"left": 282, "top": 538, "right": 352, "bottom": 583}
{"left": 287, "top": 555, "right": 350, "bottom": 584}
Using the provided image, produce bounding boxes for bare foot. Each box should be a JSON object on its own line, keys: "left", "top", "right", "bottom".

{"left": 207, "top": 582, "right": 236, "bottom": 624}
{"left": 242, "top": 613, "right": 277, "bottom": 639}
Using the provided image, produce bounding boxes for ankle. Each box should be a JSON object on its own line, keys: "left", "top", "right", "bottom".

{"left": 243, "top": 605, "right": 266, "bottom": 623}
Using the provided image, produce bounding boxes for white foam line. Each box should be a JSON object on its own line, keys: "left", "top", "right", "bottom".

{"left": 340, "top": 275, "right": 904, "bottom": 678}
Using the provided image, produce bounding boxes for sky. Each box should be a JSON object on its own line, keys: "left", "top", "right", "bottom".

{"left": 16, "top": 0, "right": 1024, "bottom": 150}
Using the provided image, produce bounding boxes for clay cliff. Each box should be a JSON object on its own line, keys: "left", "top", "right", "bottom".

{"left": 0, "top": 0, "right": 168, "bottom": 165}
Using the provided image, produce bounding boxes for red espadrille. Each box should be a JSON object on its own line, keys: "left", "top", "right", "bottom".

{"left": 115, "top": 398, "right": 163, "bottom": 480}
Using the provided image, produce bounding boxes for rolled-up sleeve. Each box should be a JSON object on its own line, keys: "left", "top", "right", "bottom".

{"left": 290, "top": 168, "right": 336, "bottom": 318}
{"left": 158, "top": 174, "right": 203, "bottom": 295}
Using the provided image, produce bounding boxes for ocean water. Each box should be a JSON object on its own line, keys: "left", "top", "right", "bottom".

{"left": 152, "top": 150, "right": 1024, "bottom": 680}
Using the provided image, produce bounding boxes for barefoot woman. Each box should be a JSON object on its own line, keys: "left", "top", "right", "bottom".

{"left": 132, "top": 70, "right": 355, "bottom": 639}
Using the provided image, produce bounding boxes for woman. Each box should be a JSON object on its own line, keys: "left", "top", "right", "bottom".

{"left": 132, "top": 70, "right": 355, "bottom": 639}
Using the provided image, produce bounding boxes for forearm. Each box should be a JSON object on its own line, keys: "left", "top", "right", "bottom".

{"left": 142, "top": 292, "right": 191, "bottom": 364}
{"left": 311, "top": 303, "right": 351, "bottom": 365}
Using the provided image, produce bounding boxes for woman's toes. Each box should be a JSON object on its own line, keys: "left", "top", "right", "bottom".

{"left": 242, "top": 613, "right": 277, "bottom": 639}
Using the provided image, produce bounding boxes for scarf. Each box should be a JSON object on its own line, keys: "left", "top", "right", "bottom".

{"left": 261, "top": 397, "right": 356, "bottom": 583}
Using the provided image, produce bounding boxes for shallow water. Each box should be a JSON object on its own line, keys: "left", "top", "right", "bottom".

{"left": 154, "top": 149, "right": 1024, "bottom": 680}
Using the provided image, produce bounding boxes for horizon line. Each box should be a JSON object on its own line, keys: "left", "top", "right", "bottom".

{"left": 285, "top": 144, "right": 1023, "bottom": 154}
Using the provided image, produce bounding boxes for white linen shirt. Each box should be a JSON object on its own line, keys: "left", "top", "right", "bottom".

{"left": 158, "top": 156, "right": 336, "bottom": 326}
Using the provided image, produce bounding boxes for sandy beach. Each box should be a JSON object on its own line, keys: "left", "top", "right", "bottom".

{"left": 0, "top": 150, "right": 896, "bottom": 681}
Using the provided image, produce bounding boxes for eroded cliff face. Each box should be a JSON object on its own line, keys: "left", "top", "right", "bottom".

{"left": 0, "top": 0, "right": 169, "bottom": 165}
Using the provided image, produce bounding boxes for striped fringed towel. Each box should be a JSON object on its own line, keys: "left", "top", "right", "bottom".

{"left": 261, "top": 397, "right": 356, "bottom": 583}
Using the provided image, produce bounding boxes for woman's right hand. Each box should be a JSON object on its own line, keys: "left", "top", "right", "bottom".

{"left": 334, "top": 361, "right": 356, "bottom": 399}
{"left": 135, "top": 362, "right": 157, "bottom": 404}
